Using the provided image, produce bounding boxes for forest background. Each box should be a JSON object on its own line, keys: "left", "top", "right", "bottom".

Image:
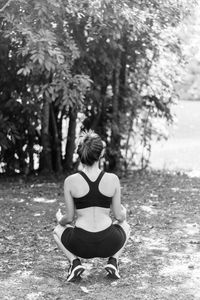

{"left": 2, "top": 2, "right": 200, "bottom": 299}
{"left": 0, "top": 0, "right": 198, "bottom": 176}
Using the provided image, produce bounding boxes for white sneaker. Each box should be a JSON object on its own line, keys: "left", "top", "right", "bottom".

{"left": 67, "top": 258, "right": 85, "bottom": 282}
{"left": 105, "top": 257, "right": 120, "bottom": 279}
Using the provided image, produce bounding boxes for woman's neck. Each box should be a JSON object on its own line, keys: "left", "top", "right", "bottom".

{"left": 82, "top": 162, "right": 100, "bottom": 174}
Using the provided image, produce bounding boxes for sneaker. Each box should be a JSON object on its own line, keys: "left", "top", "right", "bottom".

{"left": 105, "top": 257, "right": 120, "bottom": 279}
{"left": 67, "top": 258, "right": 85, "bottom": 282}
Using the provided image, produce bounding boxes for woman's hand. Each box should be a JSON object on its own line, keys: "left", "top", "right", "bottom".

{"left": 56, "top": 209, "right": 72, "bottom": 226}
{"left": 56, "top": 208, "right": 63, "bottom": 223}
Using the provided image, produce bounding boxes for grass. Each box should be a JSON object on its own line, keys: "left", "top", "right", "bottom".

{"left": 150, "top": 101, "right": 200, "bottom": 171}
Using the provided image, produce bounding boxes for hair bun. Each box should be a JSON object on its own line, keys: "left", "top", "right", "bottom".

{"left": 77, "top": 130, "right": 103, "bottom": 166}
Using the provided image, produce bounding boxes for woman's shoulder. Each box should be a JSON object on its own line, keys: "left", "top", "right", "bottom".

{"left": 103, "top": 172, "right": 120, "bottom": 184}
{"left": 65, "top": 171, "right": 119, "bottom": 184}
{"left": 64, "top": 172, "right": 81, "bottom": 185}
{"left": 104, "top": 171, "right": 118, "bottom": 177}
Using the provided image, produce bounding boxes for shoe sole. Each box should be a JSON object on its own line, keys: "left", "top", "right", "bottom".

{"left": 105, "top": 264, "right": 120, "bottom": 279}
{"left": 67, "top": 265, "right": 85, "bottom": 282}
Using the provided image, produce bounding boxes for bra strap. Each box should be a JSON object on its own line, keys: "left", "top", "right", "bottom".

{"left": 78, "top": 170, "right": 105, "bottom": 186}
{"left": 95, "top": 170, "right": 105, "bottom": 186}
{"left": 78, "top": 170, "right": 91, "bottom": 185}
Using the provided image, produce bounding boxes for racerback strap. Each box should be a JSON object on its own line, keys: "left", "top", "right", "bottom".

{"left": 78, "top": 170, "right": 105, "bottom": 187}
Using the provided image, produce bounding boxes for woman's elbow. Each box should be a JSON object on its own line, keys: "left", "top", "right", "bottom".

{"left": 59, "top": 215, "right": 74, "bottom": 225}
{"left": 114, "top": 212, "right": 126, "bottom": 222}
{"left": 118, "top": 215, "right": 126, "bottom": 222}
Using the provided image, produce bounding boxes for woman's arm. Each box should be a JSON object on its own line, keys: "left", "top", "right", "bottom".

{"left": 111, "top": 175, "right": 126, "bottom": 222}
{"left": 56, "top": 176, "right": 75, "bottom": 226}
{"left": 56, "top": 211, "right": 73, "bottom": 226}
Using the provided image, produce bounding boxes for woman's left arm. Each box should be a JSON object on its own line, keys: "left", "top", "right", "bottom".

{"left": 57, "top": 177, "right": 75, "bottom": 226}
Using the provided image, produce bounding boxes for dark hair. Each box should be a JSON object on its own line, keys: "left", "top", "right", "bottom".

{"left": 77, "top": 130, "right": 104, "bottom": 166}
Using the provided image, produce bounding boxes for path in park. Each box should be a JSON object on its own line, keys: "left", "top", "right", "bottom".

{"left": 1, "top": 172, "right": 200, "bottom": 300}
{"left": 150, "top": 101, "right": 200, "bottom": 174}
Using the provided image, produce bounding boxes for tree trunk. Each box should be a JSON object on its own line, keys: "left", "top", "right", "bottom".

{"left": 50, "top": 103, "right": 62, "bottom": 173}
{"left": 63, "top": 107, "right": 77, "bottom": 172}
{"left": 109, "top": 54, "right": 121, "bottom": 172}
{"left": 28, "top": 143, "right": 34, "bottom": 173}
{"left": 109, "top": 36, "right": 128, "bottom": 172}
{"left": 90, "top": 84, "right": 107, "bottom": 134}
{"left": 40, "top": 97, "right": 53, "bottom": 173}
{"left": 119, "top": 35, "right": 127, "bottom": 106}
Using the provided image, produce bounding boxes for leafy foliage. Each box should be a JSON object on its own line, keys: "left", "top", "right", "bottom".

{"left": 0, "top": 0, "right": 197, "bottom": 174}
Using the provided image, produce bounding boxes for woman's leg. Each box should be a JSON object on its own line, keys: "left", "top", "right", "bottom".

{"left": 112, "top": 220, "right": 131, "bottom": 260}
{"left": 53, "top": 224, "right": 77, "bottom": 263}
{"left": 53, "top": 224, "right": 85, "bottom": 282}
{"left": 105, "top": 220, "right": 130, "bottom": 279}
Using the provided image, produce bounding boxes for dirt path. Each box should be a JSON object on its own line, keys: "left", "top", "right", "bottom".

{"left": 1, "top": 172, "right": 200, "bottom": 300}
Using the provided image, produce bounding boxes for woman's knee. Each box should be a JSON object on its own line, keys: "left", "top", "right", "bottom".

{"left": 53, "top": 224, "right": 65, "bottom": 239}
{"left": 118, "top": 220, "right": 130, "bottom": 236}
{"left": 53, "top": 224, "right": 73, "bottom": 239}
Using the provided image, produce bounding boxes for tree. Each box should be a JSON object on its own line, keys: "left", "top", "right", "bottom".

{"left": 1, "top": 0, "right": 90, "bottom": 173}
{"left": 69, "top": 0, "right": 194, "bottom": 171}
{"left": 0, "top": 0, "right": 196, "bottom": 174}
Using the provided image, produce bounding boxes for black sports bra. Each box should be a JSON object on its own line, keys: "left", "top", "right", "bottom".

{"left": 73, "top": 171, "right": 112, "bottom": 209}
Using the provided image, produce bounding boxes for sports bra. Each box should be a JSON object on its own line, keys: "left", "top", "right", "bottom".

{"left": 73, "top": 170, "right": 112, "bottom": 209}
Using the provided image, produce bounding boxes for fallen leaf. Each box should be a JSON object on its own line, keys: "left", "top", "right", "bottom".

{"left": 33, "top": 197, "right": 57, "bottom": 203}
{"left": 111, "top": 281, "right": 118, "bottom": 286}
{"left": 5, "top": 236, "right": 14, "bottom": 241}
{"left": 80, "top": 286, "right": 90, "bottom": 293}
{"left": 120, "top": 257, "right": 132, "bottom": 264}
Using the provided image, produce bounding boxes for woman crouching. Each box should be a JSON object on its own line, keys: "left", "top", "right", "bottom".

{"left": 53, "top": 130, "right": 130, "bottom": 282}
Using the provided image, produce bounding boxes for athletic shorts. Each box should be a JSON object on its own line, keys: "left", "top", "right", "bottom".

{"left": 61, "top": 224, "right": 126, "bottom": 259}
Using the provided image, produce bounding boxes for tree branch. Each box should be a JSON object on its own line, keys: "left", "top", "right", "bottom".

{"left": 0, "top": 0, "right": 13, "bottom": 12}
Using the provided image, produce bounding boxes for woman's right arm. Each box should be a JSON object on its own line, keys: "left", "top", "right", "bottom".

{"left": 111, "top": 174, "right": 126, "bottom": 222}
{"left": 55, "top": 176, "right": 75, "bottom": 226}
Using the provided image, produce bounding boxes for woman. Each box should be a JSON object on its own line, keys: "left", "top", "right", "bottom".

{"left": 53, "top": 130, "right": 130, "bottom": 282}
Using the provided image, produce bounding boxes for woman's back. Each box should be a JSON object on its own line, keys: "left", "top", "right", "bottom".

{"left": 69, "top": 171, "right": 117, "bottom": 232}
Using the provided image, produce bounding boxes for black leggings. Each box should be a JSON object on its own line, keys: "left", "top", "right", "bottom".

{"left": 61, "top": 224, "right": 126, "bottom": 259}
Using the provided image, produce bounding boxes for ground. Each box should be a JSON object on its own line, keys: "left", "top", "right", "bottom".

{"left": 1, "top": 171, "right": 200, "bottom": 300}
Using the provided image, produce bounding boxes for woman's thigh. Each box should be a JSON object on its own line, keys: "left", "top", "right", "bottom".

{"left": 53, "top": 224, "right": 73, "bottom": 240}
{"left": 114, "top": 220, "right": 130, "bottom": 239}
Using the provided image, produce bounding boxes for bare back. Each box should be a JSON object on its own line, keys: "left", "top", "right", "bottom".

{"left": 69, "top": 171, "right": 117, "bottom": 232}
